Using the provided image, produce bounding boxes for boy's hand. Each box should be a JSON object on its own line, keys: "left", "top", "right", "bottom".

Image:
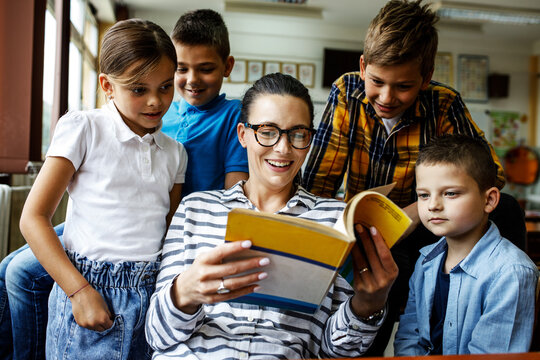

{"left": 171, "top": 240, "right": 269, "bottom": 314}
{"left": 350, "top": 225, "right": 398, "bottom": 318}
{"left": 70, "top": 286, "right": 113, "bottom": 331}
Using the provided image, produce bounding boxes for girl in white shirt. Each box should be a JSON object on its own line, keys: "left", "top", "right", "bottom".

{"left": 19, "top": 19, "right": 187, "bottom": 359}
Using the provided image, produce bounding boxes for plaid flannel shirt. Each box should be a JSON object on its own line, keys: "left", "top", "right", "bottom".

{"left": 303, "top": 72, "right": 505, "bottom": 207}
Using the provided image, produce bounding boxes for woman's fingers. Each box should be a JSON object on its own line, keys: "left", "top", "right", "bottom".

{"left": 199, "top": 240, "right": 253, "bottom": 265}
{"left": 369, "top": 227, "right": 399, "bottom": 274}
{"left": 172, "top": 241, "right": 271, "bottom": 312}
{"left": 197, "top": 241, "right": 270, "bottom": 281}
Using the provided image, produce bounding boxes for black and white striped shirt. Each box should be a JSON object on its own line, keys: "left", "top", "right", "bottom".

{"left": 146, "top": 182, "right": 382, "bottom": 359}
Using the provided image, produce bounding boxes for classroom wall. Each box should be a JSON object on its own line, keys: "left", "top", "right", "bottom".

{"left": 131, "top": 8, "right": 540, "bottom": 144}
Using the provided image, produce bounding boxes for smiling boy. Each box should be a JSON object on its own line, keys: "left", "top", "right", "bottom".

{"left": 302, "top": 0, "right": 505, "bottom": 355}
{"left": 394, "top": 134, "right": 538, "bottom": 355}
{"left": 161, "top": 9, "right": 248, "bottom": 196}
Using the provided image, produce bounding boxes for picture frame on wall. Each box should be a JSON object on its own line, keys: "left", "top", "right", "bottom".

{"left": 457, "top": 54, "right": 489, "bottom": 103}
{"left": 298, "top": 63, "right": 315, "bottom": 88}
{"left": 264, "top": 61, "right": 281, "bottom": 75}
{"left": 281, "top": 63, "right": 298, "bottom": 79}
{"left": 433, "top": 52, "right": 453, "bottom": 87}
{"left": 229, "top": 59, "right": 247, "bottom": 83}
{"left": 247, "top": 60, "right": 264, "bottom": 83}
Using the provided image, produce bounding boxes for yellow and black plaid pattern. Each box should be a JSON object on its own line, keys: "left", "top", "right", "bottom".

{"left": 303, "top": 72, "right": 505, "bottom": 207}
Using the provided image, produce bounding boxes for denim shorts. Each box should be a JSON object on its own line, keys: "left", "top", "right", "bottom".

{"left": 46, "top": 250, "right": 159, "bottom": 360}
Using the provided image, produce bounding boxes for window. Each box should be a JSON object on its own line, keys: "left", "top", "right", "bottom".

{"left": 41, "top": 0, "right": 98, "bottom": 156}
{"left": 42, "top": 7, "right": 57, "bottom": 156}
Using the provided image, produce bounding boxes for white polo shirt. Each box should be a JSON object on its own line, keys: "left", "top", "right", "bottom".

{"left": 47, "top": 102, "right": 187, "bottom": 262}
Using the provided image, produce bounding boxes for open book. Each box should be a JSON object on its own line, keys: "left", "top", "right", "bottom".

{"left": 223, "top": 183, "right": 412, "bottom": 313}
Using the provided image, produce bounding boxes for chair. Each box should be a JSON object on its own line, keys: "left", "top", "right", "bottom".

{"left": 489, "top": 192, "right": 527, "bottom": 251}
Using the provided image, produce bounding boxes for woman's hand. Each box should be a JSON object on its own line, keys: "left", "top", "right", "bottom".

{"left": 70, "top": 285, "right": 113, "bottom": 331}
{"left": 171, "top": 240, "right": 270, "bottom": 314}
{"left": 350, "top": 225, "right": 398, "bottom": 318}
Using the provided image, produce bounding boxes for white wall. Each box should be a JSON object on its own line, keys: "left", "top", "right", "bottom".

{"left": 134, "top": 8, "right": 539, "bottom": 143}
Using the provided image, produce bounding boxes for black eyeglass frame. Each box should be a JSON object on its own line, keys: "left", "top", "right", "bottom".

{"left": 242, "top": 122, "right": 316, "bottom": 149}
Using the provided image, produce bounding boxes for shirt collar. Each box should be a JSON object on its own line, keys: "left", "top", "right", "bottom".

{"left": 421, "top": 221, "right": 501, "bottom": 278}
{"left": 455, "top": 221, "right": 501, "bottom": 278}
{"left": 178, "top": 93, "right": 226, "bottom": 114}
{"left": 105, "top": 100, "right": 164, "bottom": 149}
{"left": 221, "top": 181, "right": 317, "bottom": 212}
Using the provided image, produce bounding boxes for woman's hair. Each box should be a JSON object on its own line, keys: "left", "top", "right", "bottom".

{"left": 241, "top": 73, "right": 314, "bottom": 128}
{"left": 99, "top": 18, "right": 176, "bottom": 86}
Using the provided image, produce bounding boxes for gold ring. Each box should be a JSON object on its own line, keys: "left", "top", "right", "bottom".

{"left": 216, "top": 279, "right": 230, "bottom": 294}
{"left": 358, "top": 267, "right": 369, "bottom": 275}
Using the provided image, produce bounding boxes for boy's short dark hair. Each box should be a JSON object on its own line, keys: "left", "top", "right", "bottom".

{"left": 416, "top": 134, "right": 497, "bottom": 191}
{"left": 171, "top": 9, "right": 230, "bottom": 61}
{"left": 363, "top": 0, "right": 438, "bottom": 79}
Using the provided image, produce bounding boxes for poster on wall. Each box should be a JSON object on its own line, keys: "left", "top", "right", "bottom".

{"left": 281, "top": 63, "right": 298, "bottom": 78}
{"left": 264, "top": 61, "right": 281, "bottom": 75}
{"left": 457, "top": 54, "right": 489, "bottom": 102}
{"left": 229, "top": 59, "right": 247, "bottom": 83}
{"left": 248, "top": 61, "right": 263, "bottom": 83}
{"left": 490, "top": 110, "right": 522, "bottom": 148}
{"left": 298, "top": 63, "right": 315, "bottom": 88}
{"left": 433, "top": 52, "right": 453, "bottom": 86}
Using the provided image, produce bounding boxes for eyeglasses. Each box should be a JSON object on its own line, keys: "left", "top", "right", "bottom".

{"left": 243, "top": 123, "right": 316, "bottom": 149}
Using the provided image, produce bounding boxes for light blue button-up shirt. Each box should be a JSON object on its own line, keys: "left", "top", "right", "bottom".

{"left": 394, "top": 222, "right": 539, "bottom": 355}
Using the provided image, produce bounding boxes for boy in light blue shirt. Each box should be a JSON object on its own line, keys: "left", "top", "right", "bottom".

{"left": 162, "top": 9, "right": 248, "bottom": 195}
{"left": 394, "top": 134, "right": 539, "bottom": 355}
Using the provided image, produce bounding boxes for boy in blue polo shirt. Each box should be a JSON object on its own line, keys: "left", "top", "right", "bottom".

{"left": 162, "top": 9, "right": 248, "bottom": 195}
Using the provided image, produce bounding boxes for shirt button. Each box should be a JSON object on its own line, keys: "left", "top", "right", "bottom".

{"left": 352, "top": 324, "right": 359, "bottom": 330}
{"left": 143, "top": 158, "right": 149, "bottom": 164}
{"left": 238, "top": 352, "right": 248, "bottom": 359}
{"left": 247, "top": 316, "right": 254, "bottom": 322}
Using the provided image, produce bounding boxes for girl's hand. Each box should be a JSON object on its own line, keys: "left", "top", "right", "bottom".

{"left": 171, "top": 240, "right": 270, "bottom": 314}
{"left": 350, "top": 225, "right": 398, "bottom": 318}
{"left": 70, "top": 285, "right": 113, "bottom": 331}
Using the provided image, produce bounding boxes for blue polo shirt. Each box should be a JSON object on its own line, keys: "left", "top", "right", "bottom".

{"left": 161, "top": 94, "right": 248, "bottom": 196}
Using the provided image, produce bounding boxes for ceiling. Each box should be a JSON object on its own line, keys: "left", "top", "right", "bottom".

{"left": 97, "top": 0, "right": 540, "bottom": 45}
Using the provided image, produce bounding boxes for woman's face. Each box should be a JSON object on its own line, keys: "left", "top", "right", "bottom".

{"left": 238, "top": 94, "right": 311, "bottom": 195}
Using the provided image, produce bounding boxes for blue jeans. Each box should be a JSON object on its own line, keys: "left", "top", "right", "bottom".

{"left": 0, "top": 224, "right": 63, "bottom": 360}
{"left": 46, "top": 250, "right": 158, "bottom": 360}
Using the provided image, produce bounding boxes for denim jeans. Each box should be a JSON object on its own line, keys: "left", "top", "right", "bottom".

{"left": 46, "top": 250, "right": 158, "bottom": 360}
{"left": 0, "top": 224, "right": 64, "bottom": 360}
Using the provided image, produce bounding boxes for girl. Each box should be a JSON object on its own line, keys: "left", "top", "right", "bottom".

{"left": 19, "top": 19, "right": 187, "bottom": 359}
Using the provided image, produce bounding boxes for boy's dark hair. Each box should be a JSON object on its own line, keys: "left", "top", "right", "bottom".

{"left": 363, "top": 0, "right": 438, "bottom": 79}
{"left": 241, "top": 73, "right": 314, "bottom": 128}
{"left": 417, "top": 134, "right": 497, "bottom": 191}
{"left": 171, "top": 9, "right": 230, "bottom": 61}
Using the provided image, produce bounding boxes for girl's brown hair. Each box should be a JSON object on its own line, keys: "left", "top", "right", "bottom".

{"left": 99, "top": 18, "right": 176, "bottom": 86}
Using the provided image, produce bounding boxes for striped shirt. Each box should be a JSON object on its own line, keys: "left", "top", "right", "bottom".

{"left": 303, "top": 72, "right": 505, "bottom": 206}
{"left": 146, "top": 181, "right": 383, "bottom": 359}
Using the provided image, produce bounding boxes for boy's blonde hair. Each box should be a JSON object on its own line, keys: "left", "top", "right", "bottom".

{"left": 363, "top": 0, "right": 438, "bottom": 79}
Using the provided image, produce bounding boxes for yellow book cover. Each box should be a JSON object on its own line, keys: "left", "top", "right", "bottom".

{"left": 223, "top": 183, "right": 412, "bottom": 313}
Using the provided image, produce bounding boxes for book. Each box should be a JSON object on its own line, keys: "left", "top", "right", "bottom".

{"left": 223, "top": 183, "right": 412, "bottom": 314}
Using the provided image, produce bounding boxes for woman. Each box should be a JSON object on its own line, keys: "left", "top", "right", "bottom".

{"left": 145, "top": 73, "right": 398, "bottom": 359}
